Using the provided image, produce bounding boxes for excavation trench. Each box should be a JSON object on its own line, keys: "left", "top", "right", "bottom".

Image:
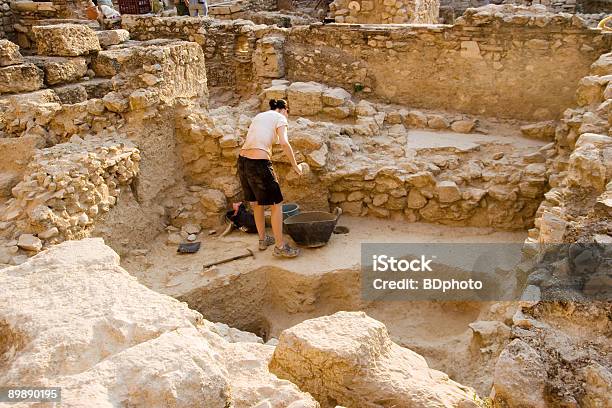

{"left": 125, "top": 217, "right": 528, "bottom": 395}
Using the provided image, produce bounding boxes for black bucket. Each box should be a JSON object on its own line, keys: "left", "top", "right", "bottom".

{"left": 284, "top": 207, "right": 342, "bottom": 248}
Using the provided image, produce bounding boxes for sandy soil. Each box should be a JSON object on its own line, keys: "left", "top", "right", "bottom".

{"left": 121, "top": 216, "right": 526, "bottom": 396}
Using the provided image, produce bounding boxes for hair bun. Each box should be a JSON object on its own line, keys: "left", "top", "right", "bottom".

{"left": 269, "top": 99, "right": 277, "bottom": 110}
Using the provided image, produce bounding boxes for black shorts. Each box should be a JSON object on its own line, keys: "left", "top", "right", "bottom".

{"left": 237, "top": 155, "right": 284, "bottom": 206}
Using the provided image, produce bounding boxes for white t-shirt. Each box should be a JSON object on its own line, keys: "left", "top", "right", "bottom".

{"left": 241, "top": 111, "right": 288, "bottom": 156}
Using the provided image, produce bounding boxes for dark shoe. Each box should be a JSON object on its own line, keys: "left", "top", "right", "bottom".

{"left": 273, "top": 243, "right": 300, "bottom": 258}
{"left": 259, "top": 235, "right": 275, "bottom": 251}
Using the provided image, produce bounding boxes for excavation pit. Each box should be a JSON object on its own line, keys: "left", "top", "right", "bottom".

{"left": 124, "top": 216, "right": 527, "bottom": 394}
{"left": 1, "top": 4, "right": 611, "bottom": 407}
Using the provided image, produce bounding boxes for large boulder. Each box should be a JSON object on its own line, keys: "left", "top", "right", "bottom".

{"left": 269, "top": 311, "right": 481, "bottom": 408}
{"left": 33, "top": 24, "right": 101, "bottom": 57}
{"left": 287, "top": 82, "right": 324, "bottom": 116}
{"left": 493, "top": 339, "right": 547, "bottom": 408}
{"left": 0, "top": 63, "right": 44, "bottom": 94}
{"left": 0, "top": 39, "right": 23, "bottom": 67}
{"left": 0, "top": 238, "right": 319, "bottom": 407}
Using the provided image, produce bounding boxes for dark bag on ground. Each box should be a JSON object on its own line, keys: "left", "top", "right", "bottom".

{"left": 225, "top": 202, "right": 257, "bottom": 233}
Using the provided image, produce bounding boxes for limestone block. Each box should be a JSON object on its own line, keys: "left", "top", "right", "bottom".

{"left": 581, "top": 363, "right": 612, "bottom": 408}
{"left": 0, "top": 239, "right": 235, "bottom": 406}
{"left": 0, "top": 39, "right": 23, "bottom": 67}
{"left": 28, "top": 56, "right": 87, "bottom": 85}
{"left": 199, "top": 188, "right": 227, "bottom": 213}
{"left": 355, "top": 100, "right": 377, "bottom": 116}
{"left": 82, "top": 78, "right": 114, "bottom": 99}
{"left": 129, "top": 88, "right": 159, "bottom": 110}
{"left": 17, "top": 234, "right": 42, "bottom": 252}
{"left": 347, "top": 191, "right": 364, "bottom": 201}
{"left": 92, "top": 48, "right": 135, "bottom": 78}
{"left": 404, "top": 110, "right": 427, "bottom": 128}
{"left": 427, "top": 114, "right": 450, "bottom": 129}
{"left": 103, "top": 91, "right": 129, "bottom": 113}
{"left": 436, "top": 180, "right": 461, "bottom": 202}
{"left": 33, "top": 24, "right": 101, "bottom": 56}
{"left": 307, "top": 144, "right": 328, "bottom": 168}
{"left": 0, "top": 63, "right": 44, "bottom": 94}
{"left": 323, "top": 105, "right": 353, "bottom": 119}
{"left": 405, "top": 171, "right": 435, "bottom": 187}
{"left": 96, "top": 29, "right": 130, "bottom": 48}
{"left": 590, "top": 52, "right": 612, "bottom": 76}
{"left": 254, "top": 37, "right": 285, "bottom": 79}
{"left": 385, "top": 111, "right": 406, "bottom": 125}
{"left": 322, "top": 87, "right": 351, "bottom": 107}
{"left": 407, "top": 189, "right": 427, "bottom": 208}
{"left": 566, "top": 133, "right": 611, "bottom": 192}
{"left": 520, "top": 121, "right": 556, "bottom": 141}
{"left": 538, "top": 211, "right": 567, "bottom": 243}
{"left": 487, "top": 185, "right": 517, "bottom": 201}
{"left": 493, "top": 339, "right": 547, "bottom": 408}
{"left": 287, "top": 82, "right": 324, "bottom": 116}
{"left": 292, "top": 132, "right": 324, "bottom": 150}
{"left": 53, "top": 83, "right": 88, "bottom": 104}
{"left": 372, "top": 193, "right": 389, "bottom": 206}
{"left": 339, "top": 200, "right": 363, "bottom": 215}
{"left": 451, "top": 119, "right": 476, "bottom": 133}
{"left": 576, "top": 76, "right": 604, "bottom": 107}
{"left": 269, "top": 311, "right": 481, "bottom": 408}
{"left": 460, "top": 41, "right": 482, "bottom": 59}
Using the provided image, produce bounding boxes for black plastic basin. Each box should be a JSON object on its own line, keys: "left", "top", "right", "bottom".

{"left": 284, "top": 207, "right": 342, "bottom": 248}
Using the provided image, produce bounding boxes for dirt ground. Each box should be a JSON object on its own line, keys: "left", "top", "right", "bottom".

{"left": 122, "top": 216, "right": 526, "bottom": 395}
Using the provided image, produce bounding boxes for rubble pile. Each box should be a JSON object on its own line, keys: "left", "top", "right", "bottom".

{"left": 486, "top": 50, "right": 612, "bottom": 408}
{"left": 527, "top": 51, "right": 612, "bottom": 246}
{"left": 0, "top": 239, "right": 319, "bottom": 407}
{"left": 0, "top": 136, "right": 140, "bottom": 257}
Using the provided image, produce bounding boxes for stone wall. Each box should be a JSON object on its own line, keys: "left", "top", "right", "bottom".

{"left": 503, "top": 0, "right": 579, "bottom": 12}
{"left": 122, "top": 16, "right": 280, "bottom": 94}
{"left": 439, "top": 0, "right": 488, "bottom": 23}
{"left": 328, "top": 0, "right": 440, "bottom": 24}
{"left": 0, "top": 24, "right": 209, "bottom": 254}
{"left": 0, "top": 0, "right": 15, "bottom": 40}
{"left": 285, "top": 6, "right": 611, "bottom": 121}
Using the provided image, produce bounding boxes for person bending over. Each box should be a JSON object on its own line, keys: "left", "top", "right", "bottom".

{"left": 237, "top": 99, "right": 303, "bottom": 258}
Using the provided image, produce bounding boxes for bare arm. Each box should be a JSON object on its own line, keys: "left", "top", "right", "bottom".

{"left": 277, "top": 125, "right": 301, "bottom": 174}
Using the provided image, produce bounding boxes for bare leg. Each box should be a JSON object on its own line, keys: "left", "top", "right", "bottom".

{"left": 251, "top": 202, "right": 266, "bottom": 240}
{"left": 270, "top": 203, "right": 284, "bottom": 248}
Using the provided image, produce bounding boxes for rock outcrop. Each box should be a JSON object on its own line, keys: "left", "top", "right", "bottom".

{"left": 0, "top": 238, "right": 318, "bottom": 408}
{"left": 269, "top": 311, "right": 482, "bottom": 408}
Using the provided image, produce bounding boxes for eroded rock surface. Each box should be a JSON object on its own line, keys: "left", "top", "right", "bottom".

{"left": 270, "top": 311, "right": 482, "bottom": 408}
{"left": 0, "top": 238, "right": 319, "bottom": 408}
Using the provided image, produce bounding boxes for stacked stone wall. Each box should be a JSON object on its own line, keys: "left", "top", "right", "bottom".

{"left": 0, "top": 0, "right": 15, "bottom": 40}
{"left": 123, "top": 7, "right": 611, "bottom": 121}
{"left": 285, "top": 6, "right": 611, "bottom": 121}
{"left": 328, "top": 0, "right": 440, "bottom": 24}
{"left": 122, "top": 16, "right": 281, "bottom": 93}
